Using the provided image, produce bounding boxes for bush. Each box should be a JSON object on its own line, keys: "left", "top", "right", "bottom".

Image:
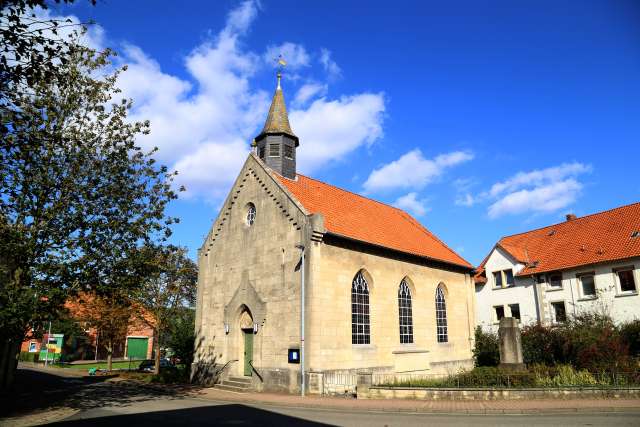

{"left": 472, "top": 327, "right": 499, "bottom": 367}
{"left": 150, "top": 365, "right": 190, "bottom": 384}
{"left": 619, "top": 320, "right": 640, "bottom": 358}
{"left": 19, "top": 352, "right": 39, "bottom": 363}
{"left": 560, "top": 314, "right": 631, "bottom": 373}
{"left": 521, "top": 323, "right": 564, "bottom": 366}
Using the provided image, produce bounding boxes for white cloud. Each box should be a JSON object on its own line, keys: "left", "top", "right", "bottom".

{"left": 363, "top": 149, "right": 474, "bottom": 194}
{"left": 393, "top": 192, "right": 429, "bottom": 217}
{"left": 264, "top": 42, "right": 310, "bottom": 69}
{"left": 99, "top": 0, "right": 385, "bottom": 201}
{"left": 31, "top": 7, "right": 106, "bottom": 51}
{"left": 291, "top": 93, "right": 385, "bottom": 174}
{"left": 293, "top": 82, "right": 327, "bottom": 107}
{"left": 455, "top": 193, "right": 476, "bottom": 207}
{"left": 488, "top": 162, "right": 591, "bottom": 198}
{"left": 320, "top": 48, "right": 341, "bottom": 80}
{"left": 488, "top": 179, "right": 583, "bottom": 219}
{"left": 484, "top": 162, "right": 591, "bottom": 218}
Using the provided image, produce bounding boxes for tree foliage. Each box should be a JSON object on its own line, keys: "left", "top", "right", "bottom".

{"left": 0, "top": 1, "right": 181, "bottom": 387}
{"left": 74, "top": 292, "right": 133, "bottom": 371}
{"left": 133, "top": 245, "right": 197, "bottom": 374}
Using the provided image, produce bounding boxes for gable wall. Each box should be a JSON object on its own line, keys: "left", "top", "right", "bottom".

{"left": 193, "top": 156, "right": 308, "bottom": 390}
{"left": 475, "top": 247, "right": 539, "bottom": 331}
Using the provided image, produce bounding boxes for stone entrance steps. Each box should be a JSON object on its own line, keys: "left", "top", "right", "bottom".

{"left": 214, "top": 376, "right": 252, "bottom": 393}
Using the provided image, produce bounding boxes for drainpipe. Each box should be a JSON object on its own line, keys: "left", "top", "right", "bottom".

{"left": 295, "top": 243, "right": 305, "bottom": 397}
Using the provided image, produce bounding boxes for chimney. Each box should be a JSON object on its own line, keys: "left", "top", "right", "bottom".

{"left": 566, "top": 213, "right": 577, "bottom": 221}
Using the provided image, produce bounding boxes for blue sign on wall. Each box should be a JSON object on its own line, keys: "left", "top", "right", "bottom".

{"left": 288, "top": 348, "right": 300, "bottom": 364}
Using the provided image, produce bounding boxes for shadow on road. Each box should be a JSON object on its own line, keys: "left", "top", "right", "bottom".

{"left": 0, "top": 367, "right": 201, "bottom": 419}
{"left": 49, "top": 404, "right": 335, "bottom": 426}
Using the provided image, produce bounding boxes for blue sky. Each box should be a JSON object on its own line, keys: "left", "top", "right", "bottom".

{"left": 52, "top": 0, "right": 639, "bottom": 265}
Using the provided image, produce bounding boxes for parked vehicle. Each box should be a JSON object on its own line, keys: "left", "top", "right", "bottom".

{"left": 138, "top": 358, "right": 176, "bottom": 372}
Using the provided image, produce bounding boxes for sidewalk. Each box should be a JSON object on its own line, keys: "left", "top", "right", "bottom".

{"left": 196, "top": 387, "right": 640, "bottom": 414}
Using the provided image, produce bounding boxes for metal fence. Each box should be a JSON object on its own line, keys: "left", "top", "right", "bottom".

{"left": 372, "top": 371, "right": 640, "bottom": 389}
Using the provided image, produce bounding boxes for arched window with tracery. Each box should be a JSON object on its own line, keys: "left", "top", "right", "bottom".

{"left": 351, "top": 271, "right": 370, "bottom": 344}
{"left": 398, "top": 279, "right": 413, "bottom": 343}
{"left": 435, "top": 285, "right": 448, "bottom": 343}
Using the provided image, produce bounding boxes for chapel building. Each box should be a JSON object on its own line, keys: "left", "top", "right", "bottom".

{"left": 192, "top": 74, "right": 476, "bottom": 394}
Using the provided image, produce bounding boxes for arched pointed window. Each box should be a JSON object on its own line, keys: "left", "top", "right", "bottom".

{"left": 351, "top": 271, "right": 370, "bottom": 344}
{"left": 435, "top": 286, "right": 448, "bottom": 343}
{"left": 398, "top": 279, "right": 413, "bottom": 344}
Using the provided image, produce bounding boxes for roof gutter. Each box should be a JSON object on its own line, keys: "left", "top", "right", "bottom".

{"left": 324, "top": 231, "right": 474, "bottom": 273}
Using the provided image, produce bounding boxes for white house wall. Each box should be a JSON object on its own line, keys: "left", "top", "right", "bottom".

{"left": 476, "top": 250, "right": 640, "bottom": 331}
{"left": 475, "top": 247, "right": 538, "bottom": 332}
{"left": 539, "top": 256, "right": 640, "bottom": 324}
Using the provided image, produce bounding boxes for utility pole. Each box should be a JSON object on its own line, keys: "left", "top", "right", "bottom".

{"left": 44, "top": 320, "right": 51, "bottom": 367}
{"left": 295, "top": 244, "right": 306, "bottom": 397}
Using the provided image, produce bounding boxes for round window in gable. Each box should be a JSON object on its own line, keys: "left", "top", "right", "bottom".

{"left": 246, "top": 203, "right": 256, "bottom": 226}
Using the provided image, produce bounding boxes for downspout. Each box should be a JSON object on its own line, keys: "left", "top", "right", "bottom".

{"left": 295, "top": 244, "right": 306, "bottom": 397}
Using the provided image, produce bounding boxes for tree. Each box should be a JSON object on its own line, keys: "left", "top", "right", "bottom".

{"left": 134, "top": 246, "right": 197, "bottom": 374}
{"left": 0, "top": 37, "right": 180, "bottom": 387}
{"left": 74, "top": 293, "right": 133, "bottom": 371}
{"left": 166, "top": 307, "right": 196, "bottom": 371}
{"left": 1, "top": 0, "right": 94, "bottom": 136}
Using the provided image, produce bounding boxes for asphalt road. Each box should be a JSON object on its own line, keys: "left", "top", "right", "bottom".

{"left": 52, "top": 395, "right": 640, "bottom": 427}
{"left": 5, "top": 367, "right": 640, "bottom": 427}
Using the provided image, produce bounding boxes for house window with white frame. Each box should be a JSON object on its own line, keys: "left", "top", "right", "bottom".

{"left": 578, "top": 272, "right": 596, "bottom": 298}
{"left": 493, "top": 269, "right": 514, "bottom": 288}
{"left": 615, "top": 267, "right": 637, "bottom": 294}
{"left": 509, "top": 303, "right": 521, "bottom": 321}
{"left": 547, "top": 272, "right": 562, "bottom": 290}
{"left": 28, "top": 341, "right": 37, "bottom": 353}
{"left": 551, "top": 301, "right": 567, "bottom": 323}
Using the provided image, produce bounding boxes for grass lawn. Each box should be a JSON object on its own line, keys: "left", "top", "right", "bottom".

{"left": 59, "top": 361, "right": 144, "bottom": 370}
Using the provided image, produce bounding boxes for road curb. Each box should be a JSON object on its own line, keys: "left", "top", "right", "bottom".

{"left": 194, "top": 389, "right": 640, "bottom": 416}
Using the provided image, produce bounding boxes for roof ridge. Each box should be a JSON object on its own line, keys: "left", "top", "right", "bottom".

{"left": 498, "top": 201, "right": 640, "bottom": 242}
{"left": 291, "top": 173, "right": 406, "bottom": 212}
{"left": 400, "top": 210, "right": 471, "bottom": 267}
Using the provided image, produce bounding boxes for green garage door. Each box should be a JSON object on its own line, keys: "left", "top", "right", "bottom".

{"left": 127, "top": 337, "right": 148, "bottom": 360}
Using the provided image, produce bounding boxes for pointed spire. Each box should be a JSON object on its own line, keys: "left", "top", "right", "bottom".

{"left": 258, "top": 72, "right": 298, "bottom": 145}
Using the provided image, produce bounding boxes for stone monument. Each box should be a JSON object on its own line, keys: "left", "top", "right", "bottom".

{"left": 498, "top": 317, "right": 525, "bottom": 370}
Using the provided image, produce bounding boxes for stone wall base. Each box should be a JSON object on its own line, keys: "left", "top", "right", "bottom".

{"left": 361, "top": 387, "right": 640, "bottom": 400}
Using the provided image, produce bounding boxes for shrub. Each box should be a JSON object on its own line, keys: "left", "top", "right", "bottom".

{"left": 150, "top": 365, "right": 190, "bottom": 384}
{"left": 619, "top": 320, "right": 640, "bottom": 358}
{"left": 532, "top": 364, "right": 599, "bottom": 387}
{"left": 521, "top": 323, "right": 564, "bottom": 366}
{"left": 560, "top": 314, "right": 631, "bottom": 373}
{"left": 472, "top": 327, "right": 499, "bottom": 367}
{"left": 19, "top": 352, "right": 39, "bottom": 363}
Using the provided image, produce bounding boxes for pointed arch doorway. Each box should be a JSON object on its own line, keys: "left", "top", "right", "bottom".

{"left": 239, "top": 308, "right": 254, "bottom": 376}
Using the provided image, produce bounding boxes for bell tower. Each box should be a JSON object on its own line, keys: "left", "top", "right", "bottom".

{"left": 255, "top": 72, "right": 299, "bottom": 179}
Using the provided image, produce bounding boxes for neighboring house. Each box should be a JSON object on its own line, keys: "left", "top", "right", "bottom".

{"left": 20, "top": 294, "right": 155, "bottom": 362}
{"left": 193, "top": 74, "right": 477, "bottom": 394}
{"left": 475, "top": 203, "right": 640, "bottom": 331}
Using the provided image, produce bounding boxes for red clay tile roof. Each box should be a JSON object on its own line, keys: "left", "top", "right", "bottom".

{"left": 482, "top": 202, "right": 640, "bottom": 276}
{"left": 275, "top": 173, "right": 472, "bottom": 269}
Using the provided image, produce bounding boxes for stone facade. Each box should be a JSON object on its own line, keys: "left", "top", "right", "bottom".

{"left": 192, "top": 154, "right": 476, "bottom": 393}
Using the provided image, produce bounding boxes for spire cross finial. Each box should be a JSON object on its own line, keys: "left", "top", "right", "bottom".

{"left": 275, "top": 54, "right": 286, "bottom": 90}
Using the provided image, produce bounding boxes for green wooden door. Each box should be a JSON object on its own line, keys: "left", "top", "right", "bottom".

{"left": 127, "top": 337, "right": 148, "bottom": 360}
{"left": 243, "top": 331, "right": 253, "bottom": 376}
